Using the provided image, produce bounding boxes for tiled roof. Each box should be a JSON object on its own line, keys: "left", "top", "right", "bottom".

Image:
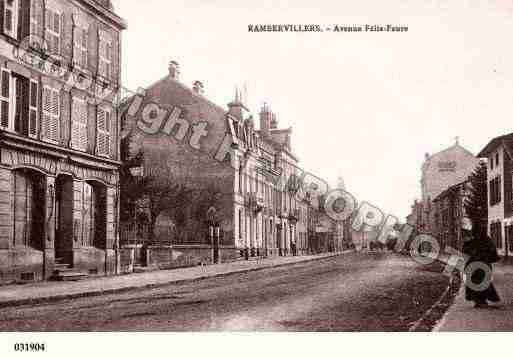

{"left": 478, "top": 132, "right": 513, "bottom": 158}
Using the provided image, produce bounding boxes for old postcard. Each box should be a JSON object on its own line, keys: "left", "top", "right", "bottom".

{"left": 0, "top": 0, "right": 512, "bottom": 358}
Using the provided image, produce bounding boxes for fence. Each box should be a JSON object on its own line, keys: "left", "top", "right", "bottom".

{"left": 120, "top": 222, "right": 150, "bottom": 246}
{"left": 120, "top": 222, "right": 234, "bottom": 247}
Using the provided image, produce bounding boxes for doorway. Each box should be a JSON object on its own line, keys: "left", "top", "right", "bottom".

{"left": 13, "top": 168, "right": 45, "bottom": 250}
{"left": 55, "top": 175, "right": 74, "bottom": 265}
{"left": 83, "top": 181, "right": 107, "bottom": 250}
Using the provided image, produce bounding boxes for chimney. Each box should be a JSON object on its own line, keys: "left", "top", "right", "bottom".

{"left": 259, "top": 103, "right": 272, "bottom": 137}
{"left": 193, "top": 80, "right": 204, "bottom": 95}
{"left": 228, "top": 87, "right": 247, "bottom": 121}
{"left": 168, "top": 60, "right": 180, "bottom": 80}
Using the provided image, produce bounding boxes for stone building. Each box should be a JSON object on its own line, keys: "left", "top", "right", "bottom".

{"left": 478, "top": 133, "right": 513, "bottom": 257}
{"left": 121, "top": 62, "right": 310, "bottom": 268}
{"left": 408, "top": 140, "right": 479, "bottom": 237}
{"left": 421, "top": 140, "right": 479, "bottom": 203}
{"left": 0, "top": 0, "right": 126, "bottom": 284}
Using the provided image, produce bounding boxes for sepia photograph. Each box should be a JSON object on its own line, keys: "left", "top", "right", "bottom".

{"left": 0, "top": 0, "right": 512, "bottom": 357}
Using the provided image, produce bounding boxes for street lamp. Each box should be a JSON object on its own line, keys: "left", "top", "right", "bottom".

{"left": 207, "top": 207, "right": 220, "bottom": 264}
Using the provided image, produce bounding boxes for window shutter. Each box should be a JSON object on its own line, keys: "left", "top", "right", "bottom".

{"left": 73, "top": 26, "right": 80, "bottom": 65}
{"left": 28, "top": 80, "right": 38, "bottom": 137}
{"left": 15, "top": 77, "right": 30, "bottom": 135}
{"left": 42, "top": 87, "right": 59, "bottom": 142}
{"left": 19, "top": 0, "right": 30, "bottom": 41}
{"left": 73, "top": 26, "right": 88, "bottom": 69}
{"left": 98, "top": 33, "right": 112, "bottom": 80}
{"left": 30, "top": 0, "right": 37, "bottom": 36}
{"left": 82, "top": 29, "right": 88, "bottom": 68}
{"left": 97, "top": 107, "right": 111, "bottom": 156}
{"left": 0, "top": 70, "right": 10, "bottom": 128}
{"left": 45, "top": 8, "right": 61, "bottom": 55}
{"left": 71, "top": 98, "right": 88, "bottom": 151}
{"left": 54, "top": 11, "right": 61, "bottom": 54}
{"left": 4, "top": 0, "right": 15, "bottom": 37}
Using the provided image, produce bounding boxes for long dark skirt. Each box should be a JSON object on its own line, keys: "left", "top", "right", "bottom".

{"left": 465, "top": 263, "right": 500, "bottom": 303}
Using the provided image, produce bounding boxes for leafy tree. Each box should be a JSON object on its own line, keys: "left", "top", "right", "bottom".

{"left": 464, "top": 161, "right": 488, "bottom": 238}
{"left": 119, "top": 132, "right": 143, "bottom": 224}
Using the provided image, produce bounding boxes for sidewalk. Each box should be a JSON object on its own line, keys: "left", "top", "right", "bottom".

{"left": 0, "top": 252, "right": 346, "bottom": 308}
{"left": 435, "top": 263, "right": 513, "bottom": 331}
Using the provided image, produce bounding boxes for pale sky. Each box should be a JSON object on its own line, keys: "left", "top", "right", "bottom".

{"left": 112, "top": 0, "right": 513, "bottom": 220}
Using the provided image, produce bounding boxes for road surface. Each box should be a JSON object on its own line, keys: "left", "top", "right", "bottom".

{"left": 0, "top": 252, "right": 456, "bottom": 331}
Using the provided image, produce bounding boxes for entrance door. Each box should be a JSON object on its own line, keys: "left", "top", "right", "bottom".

{"left": 92, "top": 183, "right": 106, "bottom": 249}
{"left": 13, "top": 169, "right": 45, "bottom": 250}
{"left": 55, "top": 175, "right": 74, "bottom": 265}
{"left": 83, "top": 181, "right": 107, "bottom": 250}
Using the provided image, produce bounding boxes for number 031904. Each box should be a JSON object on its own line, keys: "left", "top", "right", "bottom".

{"left": 13, "top": 343, "right": 46, "bottom": 352}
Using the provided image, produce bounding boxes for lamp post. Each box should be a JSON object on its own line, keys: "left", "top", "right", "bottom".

{"left": 206, "top": 206, "right": 219, "bottom": 264}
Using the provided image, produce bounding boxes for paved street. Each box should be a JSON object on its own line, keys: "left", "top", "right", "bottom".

{"left": 0, "top": 253, "right": 456, "bottom": 331}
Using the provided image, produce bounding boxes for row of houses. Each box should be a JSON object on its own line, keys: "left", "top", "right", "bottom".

{"left": 0, "top": 0, "right": 349, "bottom": 284}
{"left": 407, "top": 134, "right": 513, "bottom": 257}
{"left": 119, "top": 61, "right": 351, "bottom": 271}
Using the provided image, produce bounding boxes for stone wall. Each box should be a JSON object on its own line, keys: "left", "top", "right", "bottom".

{"left": 146, "top": 245, "right": 239, "bottom": 269}
{"left": 0, "top": 248, "right": 44, "bottom": 284}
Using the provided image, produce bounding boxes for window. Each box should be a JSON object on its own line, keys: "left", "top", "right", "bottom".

{"left": 71, "top": 98, "right": 88, "bottom": 151}
{"left": 490, "top": 222, "right": 503, "bottom": 250}
{"left": 0, "top": 69, "right": 10, "bottom": 129}
{"left": 490, "top": 176, "right": 502, "bottom": 206}
{"left": 73, "top": 26, "right": 88, "bottom": 69}
{"left": 97, "top": 106, "right": 111, "bottom": 156}
{"left": 4, "top": 0, "right": 18, "bottom": 38}
{"left": 28, "top": 79, "right": 38, "bottom": 138}
{"left": 30, "top": 0, "right": 38, "bottom": 38}
{"left": 98, "top": 33, "right": 112, "bottom": 80}
{"left": 42, "top": 86, "right": 60, "bottom": 143}
{"left": 0, "top": 71, "right": 38, "bottom": 138}
{"left": 238, "top": 164, "right": 243, "bottom": 194}
{"left": 45, "top": 7, "right": 61, "bottom": 55}
{"left": 490, "top": 156, "right": 494, "bottom": 170}
{"left": 496, "top": 153, "right": 500, "bottom": 167}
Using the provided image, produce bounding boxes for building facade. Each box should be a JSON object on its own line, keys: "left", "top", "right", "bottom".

{"left": 478, "top": 133, "right": 513, "bottom": 257}
{"left": 121, "top": 62, "right": 312, "bottom": 268}
{"left": 432, "top": 181, "right": 469, "bottom": 251}
{"left": 0, "top": 0, "right": 126, "bottom": 284}
{"left": 408, "top": 140, "right": 479, "bottom": 239}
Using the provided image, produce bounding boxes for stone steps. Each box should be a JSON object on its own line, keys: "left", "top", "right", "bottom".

{"left": 51, "top": 259, "right": 89, "bottom": 282}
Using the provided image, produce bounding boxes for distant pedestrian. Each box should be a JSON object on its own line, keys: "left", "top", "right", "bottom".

{"left": 461, "top": 218, "right": 501, "bottom": 308}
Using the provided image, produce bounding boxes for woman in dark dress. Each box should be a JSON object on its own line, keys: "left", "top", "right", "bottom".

{"left": 461, "top": 219, "right": 501, "bottom": 308}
